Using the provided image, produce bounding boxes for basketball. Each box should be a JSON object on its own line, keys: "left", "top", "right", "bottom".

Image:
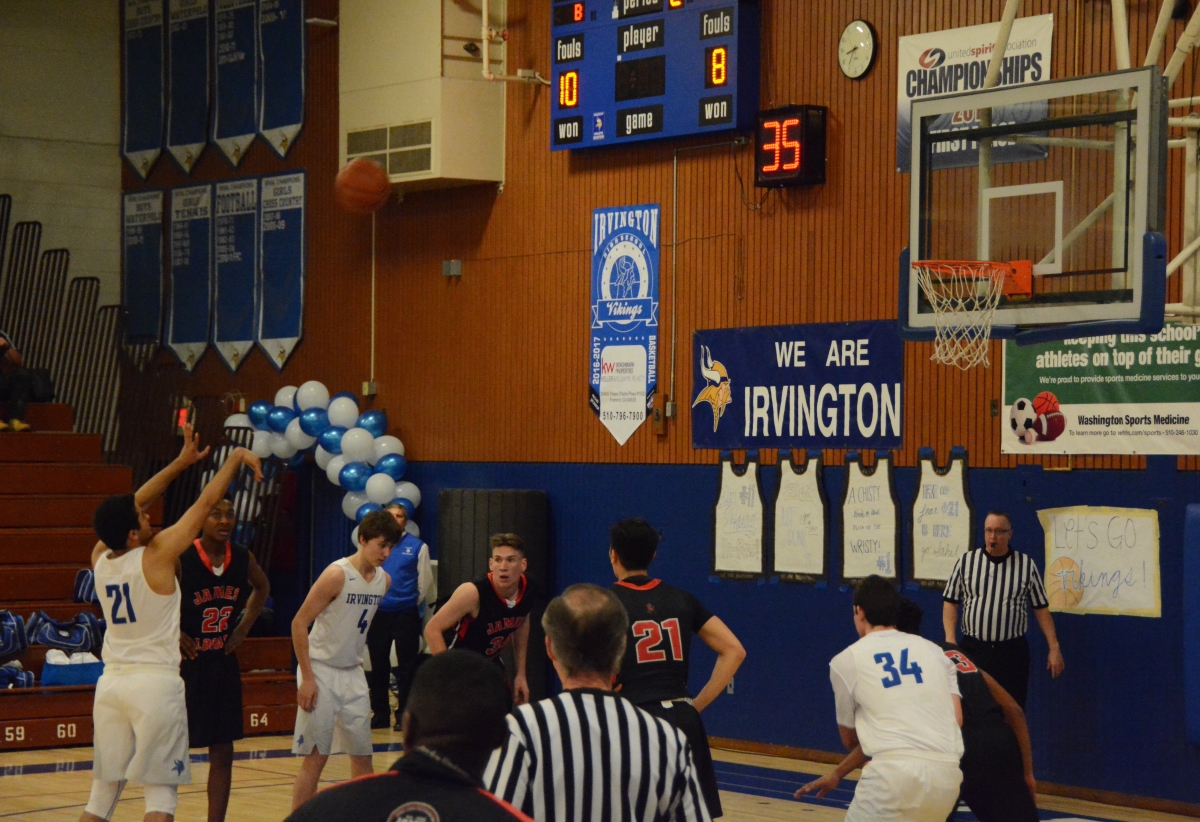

{"left": 1045, "top": 557, "right": 1083, "bottom": 608}
{"left": 335, "top": 158, "right": 391, "bottom": 214}
{"left": 1033, "top": 391, "right": 1060, "bottom": 415}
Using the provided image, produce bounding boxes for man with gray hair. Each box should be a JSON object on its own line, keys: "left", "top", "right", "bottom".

{"left": 485, "top": 583, "right": 711, "bottom": 822}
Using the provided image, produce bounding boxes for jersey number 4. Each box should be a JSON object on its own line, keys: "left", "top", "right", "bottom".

{"left": 105, "top": 582, "right": 138, "bottom": 624}
{"left": 874, "top": 649, "right": 923, "bottom": 688}
{"left": 201, "top": 607, "right": 232, "bottom": 634}
{"left": 632, "top": 618, "right": 683, "bottom": 663}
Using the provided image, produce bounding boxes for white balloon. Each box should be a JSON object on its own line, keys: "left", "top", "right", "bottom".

{"left": 405, "top": 521, "right": 420, "bottom": 538}
{"left": 314, "top": 445, "right": 334, "bottom": 470}
{"left": 269, "top": 432, "right": 298, "bottom": 459}
{"left": 250, "top": 430, "right": 273, "bottom": 459}
{"left": 373, "top": 435, "right": 405, "bottom": 462}
{"left": 365, "top": 473, "right": 397, "bottom": 505}
{"left": 342, "top": 491, "right": 369, "bottom": 520}
{"left": 327, "top": 396, "right": 360, "bottom": 429}
{"left": 285, "top": 417, "right": 318, "bottom": 450}
{"left": 296, "top": 380, "right": 331, "bottom": 411}
{"left": 326, "top": 454, "right": 347, "bottom": 485}
{"left": 274, "top": 385, "right": 299, "bottom": 409}
{"left": 341, "top": 427, "right": 376, "bottom": 464}
{"left": 394, "top": 481, "right": 421, "bottom": 509}
{"left": 350, "top": 525, "right": 360, "bottom": 550}
{"left": 224, "top": 413, "right": 252, "bottom": 429}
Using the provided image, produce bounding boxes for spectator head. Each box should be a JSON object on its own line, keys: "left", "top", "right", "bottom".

{"left": 608, "top": 517, "right": 660, "bottom": 573}
{"left": 542, "top": 584, "right": 629, "bottom": 681}
{"left": 401, "top": 649, "right": 512, "bottom": 778}
{"left": 852, "top": 575, "right": 901, "bottom": 635}
{"left": 896, "top": 597, "right": 924, "bottom": 635}
{"left": 383, "top": 501, "right": 408, "bottom": 529}
{"left": 93, "top": 493, "right": 148, "bottom": 552}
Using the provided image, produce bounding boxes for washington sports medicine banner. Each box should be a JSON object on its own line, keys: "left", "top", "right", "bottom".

{"left": 691, "top": 321, "right": 903, "bottom": 450}
{"left": 1002, "top": 326, "right": 1200, "bottom": 455}
{"left": 123, "top": 0, "right": 165, "bottom": 179}
{"left": 257, "top": 172, "right": 305, "bottom": 369}
{"left": 166, "top": 0, "right": 210, "bottom": 173}
{"left": 213, "top": 0, "right": 259, "bottom": 166}
{"left": 896, "top": 14, "right": 1053, "bottom": 171}
{"left": 589, "top": 205, "right": 660, "bottom": 445}
{"left": 259, "top": 0, "right": 305, "bottom": 158}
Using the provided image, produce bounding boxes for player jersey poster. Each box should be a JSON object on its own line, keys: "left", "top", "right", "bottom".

{"left": 589, "top": 204, "right": 660, "bottom": 446}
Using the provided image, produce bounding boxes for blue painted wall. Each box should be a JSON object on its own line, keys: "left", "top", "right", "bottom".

{"left": 303, "top": 457, "right": 1199, "bottom": 804}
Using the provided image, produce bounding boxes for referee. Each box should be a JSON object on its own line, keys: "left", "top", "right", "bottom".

{"left": 485, "top": 584, "right": 711, "bottom": 822}
{"left": 943, "top": 511, "right": 1064, "bottom": 708}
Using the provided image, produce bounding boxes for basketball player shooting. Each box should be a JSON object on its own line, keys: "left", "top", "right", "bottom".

{"left": 85, "top": 428, "right": 262, "bottom": 822}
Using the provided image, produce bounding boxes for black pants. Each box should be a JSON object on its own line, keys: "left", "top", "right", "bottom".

{"left": 638, "top": 700, "right": 722, "bottom": 819}
{"left": 366, "top": 606, "right": 423, "bottom": 724}
{"left": 0, "top": 368, "right": 32, "bottom": 420}
{"left": 953, "top": 725, "right": 1039, "bottom": 822}
{"left": 959, "top": 635, "right": 1031, "bottom": 708}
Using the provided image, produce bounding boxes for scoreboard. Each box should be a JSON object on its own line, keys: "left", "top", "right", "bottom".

{"left": 550, "top": 0, "right": 760, "bottom": 151}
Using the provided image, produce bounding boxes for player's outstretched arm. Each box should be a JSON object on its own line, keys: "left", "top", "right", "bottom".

{"left": 981, "top": 669, "right": 1036, "bottom": 799}
{"left": 134, "top": 423, "right": 211, "bottom": 509}
{"left": 512, "top": 618, "right": 531, "bottom": 705}
{"left": 423, "top": 581, "right": 480, "bottom": 654}
{"left": 692, "top": 616, "right": 746, "bottom": 712}
{"left": 794, "top": 745, "right": 867, "bottom": 800}
{"left": 292, "top": 564, "right": 346, "bottom": 712}
{"left": 227, "top": 552, "right": 271, "bottom": 655}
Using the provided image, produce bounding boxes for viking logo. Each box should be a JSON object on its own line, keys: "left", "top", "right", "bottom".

{"left": 692, "top": 345, "right": 732, "bottom": 431}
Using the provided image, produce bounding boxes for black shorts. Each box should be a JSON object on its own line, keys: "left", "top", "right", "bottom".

{"left": 638, "top": 700, "right": 722, "bottom": 819}
{"left": 959, "top": 725, "right": 1038, "bottom": 822}
{"left": 181, "top": 652, "right": 244, "bottom": 748}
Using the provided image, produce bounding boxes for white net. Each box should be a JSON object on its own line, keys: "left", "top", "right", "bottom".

{"left": 913, "top": 260, "right": 1008, "bottom": 370}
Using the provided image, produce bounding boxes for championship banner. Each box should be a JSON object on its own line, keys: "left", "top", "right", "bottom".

{"left": 1003, "top": 326, "right": 1200, "bottom": 454}
{"left": 168, "top": 184, "right": 212, "bottom": 371}
{"left": 213, "top": 0, "right": 259, "bottom": 167}
{"left": 259, "top": 0, "right": 305, "bottom": 158}
{"left": 589, "top": 204, "right": 660, "bottom": 446}
{"left": 896, "top": 14, "right": 1053, "bottom": 171}
{"left": 166, "top": 0, "right": 210, "bottom": 173}
{"left": 691, "top": 321, "right": 904, "bottom": 450}
{"left": 213, "top": 178, "right": 258, "bottom": 371}
{"left": 258, "top": 172, "right": 304, "bottom": 369}
{"left": 122, "top": 191, "right": 165, "bottom": 343}
{"left": 122, "top": 0, "right": 165, "bottom": 179}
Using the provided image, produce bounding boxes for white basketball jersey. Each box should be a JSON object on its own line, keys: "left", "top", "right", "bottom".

{"left": 830, "top": 629, "right": 963, "bottom": 761}
{"left": 308, "top": 557, "right": 387, "bottom": 668}
{"left": 94, "top": 546, "right": 182, "bottom": 668}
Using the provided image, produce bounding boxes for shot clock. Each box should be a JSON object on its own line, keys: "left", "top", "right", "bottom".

{"left": 754, "top": 105, "right": 827, "bottom": 188}
{"left": 550, "top": 0, "right": 759, "bottom": 150}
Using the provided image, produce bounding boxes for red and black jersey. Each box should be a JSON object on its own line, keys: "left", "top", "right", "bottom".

{"left": 611, "top": 576, "right": 713, "bottom": 705}
{"left": 452, "top": 573, "right": 534, "bottom": 661}
{"left": 179, "top": 541, "right": 249, "bottom": 656}
{"left": 940, "top": 642, "right": 1009, "bottom": 732}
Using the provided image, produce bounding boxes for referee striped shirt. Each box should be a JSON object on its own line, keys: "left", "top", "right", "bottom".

{"left": 484, "top": 688, "right": 711, "bottom": 822}
{"left": 943, "top": 547, "right": 1049, "bottom": 641}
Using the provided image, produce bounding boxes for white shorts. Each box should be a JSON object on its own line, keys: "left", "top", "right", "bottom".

{"left": 292, "top": 660, "right": 372, "bottom": 756}
{"left": 845, "top": 755, "right": 961, "bottom": 822}
{"left": 92, "top": 667, "right": 191, "bottom": 785}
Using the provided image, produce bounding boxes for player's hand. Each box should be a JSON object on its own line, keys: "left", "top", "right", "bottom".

{"left": 512, "top": 673, "right": 530, "bottom": 706}
{"left": 177, "top": 424, "right": 211, "bottom": 467}
{"left": 225, "top": 625, "right": 249, "bottom": 655}
{"left": 1047, "top": 646, "right": 1064, "bottom": 677}
{"left": 1025, "top": 772, "right": 1037, "bottom": 801}
{"left": 233, "top": 448, "right": 264, "bottom": 481}
{"left": 179, "top": 632, "right": 197, "bottom": 660}
{"left": 297, "top": 678, "right": 318, "bottom": 712}
{"left": 794, "top": 773, "right": 841, "bottom": 800}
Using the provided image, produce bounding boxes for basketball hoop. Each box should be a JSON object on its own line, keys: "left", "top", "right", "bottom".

{"left": 912, "top": 260, "right": 1009, "bottom": 370}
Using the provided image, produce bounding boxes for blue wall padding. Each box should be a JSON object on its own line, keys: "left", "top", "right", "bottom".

{"left": 303, "top": 457, "right": 1200, "bottom": 803}
{"left": 1185, "top": 503, "right": 1200, "bottom": 746}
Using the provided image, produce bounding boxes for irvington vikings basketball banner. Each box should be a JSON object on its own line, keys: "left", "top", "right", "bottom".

{"left": 589, "top": 204, "right": 660, "bottom": 446}
{"left": 691, "top": 321, "right": 904, "bottom": 450}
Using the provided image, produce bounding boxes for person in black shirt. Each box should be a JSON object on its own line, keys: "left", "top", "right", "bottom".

{"left": 286, "top": 649, "right": 533, "bottom": 822}
{"left": 608, "top": 517, "right": 746, "bottom": 819}
{"left": 424, "top": 533, "right": 534, "bottom": 703}
{"left": 0, "top": 329, "right": 33, "bottom": 431}
{"left": 178, "top": 497, "right": 270, "bottom": 822}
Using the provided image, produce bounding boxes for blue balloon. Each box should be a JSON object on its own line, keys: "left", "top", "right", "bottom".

{"left": 356, "top": 502, "right": 383, "bottom": 522}
{"left": 267, "top": 405, "right": 297, "bottom": 434}
{"left": 331, "top": 390, "right": 357, "bottom": 403}
{"left": 357, "top": 409, "right": 389, "bottom": 438}
{"left": 317, "top": 425, "right": 347, "bottom": 455}
{"left": 339, "top": 461, "right": 371, "bottom": 492}
{"left": 374, "top": 453, "right": 407, "bottom": 480}
{"left": 284, "top": 451, "right": 306, "bottom": 469}
{"left": 248, "top": 401, "right": 273, "bottom": 431}
{"left": 299, "top": 407, "right": 330, "bottom": 437}
{"left": 391, "top": 498, "right": 416, "bottom": 518}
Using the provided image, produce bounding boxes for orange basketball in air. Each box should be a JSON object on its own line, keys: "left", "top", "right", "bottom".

{"left": 1033, "top": 391, "right": 1060, "bottom": 416}
{"left": 1045, "top": 556, "right": 1082, "bottom": 608}
{"left": 335, "top": 158, "right": 391, "bottom": 214}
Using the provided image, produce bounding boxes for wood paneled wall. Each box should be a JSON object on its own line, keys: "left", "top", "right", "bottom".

{"left": 129, "top": 0, "right": 1200, "bottom": 469}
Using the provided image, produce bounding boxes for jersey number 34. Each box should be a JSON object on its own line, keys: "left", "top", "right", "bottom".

{"left": 874, "top": 649, "right": 923, "bottom": 688}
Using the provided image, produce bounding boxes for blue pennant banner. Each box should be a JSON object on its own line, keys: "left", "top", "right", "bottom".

{"left": 212, "top": 0, "right": 259, "bottom": 166}
{"left": 168, "top": 184, "right": 213, "bottom": 371}
{"left": 122, "top": 191, "right": 165, "bottom": 344}
{"left": 257, "top": 171, "right": 305, "bottom": 370}
{"left": 122, "top": 0, "right": 165, "bottom": 179}
{"left": 589, "top": 204, "right": 660, "bottom": 445}
{"left": 166, "top": 0, "right": 210, "bottom": 173}
{"left": 213, "top": 178, "right": 258, "bottom": 371}
{"left": 259, "top": 0, "right": 305, "bottom": 158}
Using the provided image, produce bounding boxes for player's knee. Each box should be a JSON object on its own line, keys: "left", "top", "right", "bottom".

{"left": 143, "top": 784, "right": 178, "bottom": 816}
{"left": 84, "top": 779, "right": 126, "bottom": 821}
